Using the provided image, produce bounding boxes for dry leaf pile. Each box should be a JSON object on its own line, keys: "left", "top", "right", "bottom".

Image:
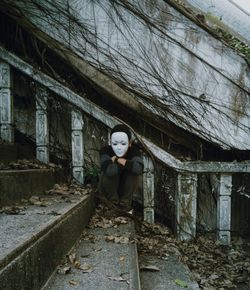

{"left": 136, "top": 222, "right": 250, "bottom": 289}
{"left": 46, "top": 182, "right": 92, "bottom": 197}
{"left": 88, "top": 206, "right": 129, "bottom": 229}
{"left": 57, "top": 251, "right": 94, "bottom": 279}
{"left": 136, "top": 223, "right": 176, "bottom": 260}
{"left": 178, "top": 235, "right": 250, "bottom": 289}
{"left": 105, "top": 234, "right": 130, "bottom": 244}
{"left": 0, "top": 205, "right": 26, "bottom": 215}
{"left": 0, "top": 159, "right": 58, "bottom": 170}
{"left": 0, "top": 182, "right": 93, "bottom": 215}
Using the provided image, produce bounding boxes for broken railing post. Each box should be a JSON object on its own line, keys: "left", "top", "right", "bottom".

{"left": 176, "top": 173, "right": 198, "bottom": 241}
{"left": 217, "top": 173, "right": 232, "bottom": 245}
{"left": 36, "top": 86, "right": 49, "bottom": 163}
{"left": 71, "top": 109, "right": 84, "bottom": 184}
{"left": 143, "top": 154, "right": 155, "bottom": 223}
{"left": 0, "top": 61, "right": 14, "bottom": 142}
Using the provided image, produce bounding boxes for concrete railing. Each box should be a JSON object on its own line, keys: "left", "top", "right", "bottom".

{"left": 1, "top": 46, "right": 250, "bottom": 244}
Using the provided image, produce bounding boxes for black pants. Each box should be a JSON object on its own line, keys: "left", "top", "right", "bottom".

{"left": 98, "top": 171, "right": 140, "bottom": 210}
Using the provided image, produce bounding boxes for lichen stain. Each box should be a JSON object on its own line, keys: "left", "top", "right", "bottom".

{"left": 184, "top": 27, "right": 202, "bottom": 47}
{"left": 231, "top": 65, "right": 249, "bottom": 124}
{"left": 183, "top": 52, "right": 196, "bottom": 91}
{"left": 142, "top": 0, "right": 174, "bottom": 27}
{"left": 158, "top": 3, "right": 174, "bottom": 26}
{"left": 143, "top": 0, "right": 158, "bottom": 14}
{"left": 232, "top": 90, "right": 248, "bottom": 124}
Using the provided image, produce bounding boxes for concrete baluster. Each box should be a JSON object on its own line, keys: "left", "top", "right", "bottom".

{"left": 143, "top": 154, "right": 155, "bottom": 223}
{"left": 72, "top": 109, "right": 84, "bottom": 183}
{"left": 176, "top": 173, "right": 198, "bottom": 240}
{"left": 36, "top": 86, "right": 49, "bottom": 163}
{"left": 0, "top": 61, "right": 14, "bottom": 142}
{"left": 217, "top": 173, "right": 232, "bottom": 245}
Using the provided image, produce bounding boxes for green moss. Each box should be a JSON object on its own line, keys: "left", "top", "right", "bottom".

{"left": 216, "top": 28, "right": 250, "bottom": 60}
{"left": 205, "top": 11, "right": 222, "bottom": 26}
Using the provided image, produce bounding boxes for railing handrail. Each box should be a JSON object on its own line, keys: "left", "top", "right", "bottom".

{"left": 1, "top": 45, "right": 250, "bottom": 173}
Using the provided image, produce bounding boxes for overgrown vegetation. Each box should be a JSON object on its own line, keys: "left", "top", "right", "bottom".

{"left": 1, "top": 0, "right": 250, "bottom": 155}
{"left": 216, "top": 28, "right": 250, "bottom": 60}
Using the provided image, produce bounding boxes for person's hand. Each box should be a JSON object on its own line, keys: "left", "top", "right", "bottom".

{"left": 117, "top": 158, "right": 127, "bottom": 166}
{"left": 111, "top": 156, "right": 117, "bottom": 163}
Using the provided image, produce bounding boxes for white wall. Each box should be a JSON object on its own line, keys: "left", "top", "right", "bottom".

{"left": 11, "top": 0, "right": 250, "bottom": 150}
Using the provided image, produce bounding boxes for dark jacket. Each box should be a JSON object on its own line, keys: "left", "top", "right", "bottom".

{"left": 100, "top": 144, "right": 143, "bottom": 177}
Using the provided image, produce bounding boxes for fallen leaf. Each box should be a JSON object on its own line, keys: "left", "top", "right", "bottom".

{"left": 68, "top": 253, "right": 76, "bottom": 264}
{"left": 114, "top": 217, "right": 128, "bottom": 224}
{"left": 175, "top": 279, "right": 188, "bottom": 288}
{"left": 69, "top": 280, "right": 77, "bottom": 286}
{"left": 57, "top": 266, "right": 71, "bottom": 275}
{"left": 114, "top": 236, "right": 129, "bottom": 244}
{"left": 140, "top": 265, "right": 160, "bottom": 272}
{"left": 74, "top": 260, "right": 81, "bottom": 269}
{"left": 80, "top": 263, "right": 93, "bottom": 273}
{"left": 108, "top": 276, "right": 127, "bottom": 282}
{"left": 105, "top": 235, "right": 115, "bottom": 242}
{"left": 93, "top": 247, "right": 102, "bottom": 252}
{"left": 119, "top": 256, "right": 125, "bottom": 262}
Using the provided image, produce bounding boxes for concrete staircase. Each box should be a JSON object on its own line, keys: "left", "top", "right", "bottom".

{"left": 0, "top": 144, "right": 95, "bottom": 290}
{"left": 0, "top": 143, "right": 199, "bottom": 290}
{"left": 43, "top": 213, "right": 140, "bottom": 290}
{"left": 42, "top": 207, "right": 199, "bottom": 290}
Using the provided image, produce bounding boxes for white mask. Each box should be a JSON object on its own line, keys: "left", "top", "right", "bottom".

{"left": 111, "top": 132, "right": 129, "bottom": 157}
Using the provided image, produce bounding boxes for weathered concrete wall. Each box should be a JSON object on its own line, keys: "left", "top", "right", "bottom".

{"left": 8, "top": 0, "right": 250, "bottom": 150}
{"left": 184, "top": 0, "right": 250, "bottom": 44}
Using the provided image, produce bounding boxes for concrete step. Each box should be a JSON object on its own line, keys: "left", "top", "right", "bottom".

{"left": 0, "top": 165, "right": 68, "bottom": 207}
{"left": 43, "top": 208, "right": 141, "bottom": 290}
{"left": 0, "top": 190, "right": 95, "bottom": 290}
{"left": 139, "top": 255, "right": 200, "bottom": 290}
{"left": 0, "top": 143, "right": 34, "bottom": 163}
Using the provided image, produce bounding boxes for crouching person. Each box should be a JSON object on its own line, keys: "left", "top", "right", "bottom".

{"left": 98, "top": 124, "right": 143, "bottom": 211}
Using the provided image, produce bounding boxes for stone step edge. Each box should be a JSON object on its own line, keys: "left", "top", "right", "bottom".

{"left": 0, "top": 167, "right": 68, "bottom": 207}
{"left": 0, "top": 168, "right": 61, "bottom": 173}
{"left": 0, "top": 194, "right": 95, "bottom": 290}
{"left": 0, "top": 194, "right": 94, "bottom": 271}
{"left": 129, "top": 223, "right": 141, "bottom": 290}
